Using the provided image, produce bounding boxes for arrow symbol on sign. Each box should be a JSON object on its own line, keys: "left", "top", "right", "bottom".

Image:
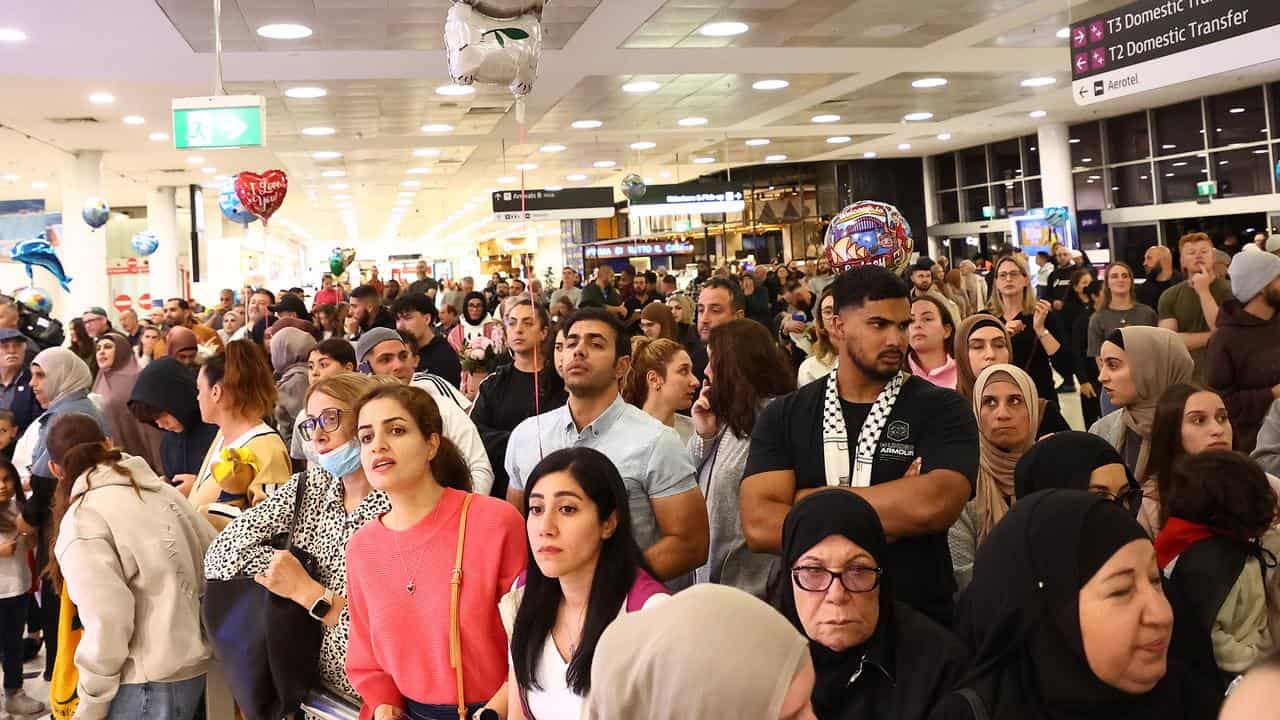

{"left": 1078, "top": 86, "right": 1088, "bottom": 98}
{"left": 220, "top": 115, "right": 247, "bottom": 141}
{"left": 1073, "top": 28, "right": 1085, "bottom": 45}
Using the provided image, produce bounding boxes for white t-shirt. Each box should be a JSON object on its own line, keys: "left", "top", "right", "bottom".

{"left": 515, "top": 593, "right": 668, "bottom": 718}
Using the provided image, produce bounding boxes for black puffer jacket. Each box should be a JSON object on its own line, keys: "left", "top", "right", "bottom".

{"left": 128, "top": 358, "right": 218, "bottom": 478}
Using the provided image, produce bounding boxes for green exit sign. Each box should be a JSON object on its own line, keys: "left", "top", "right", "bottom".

{"left": 171, "top": 95, "right": 266, "bottom": 150}
{"left": 1196, "top": 180, "right": 1217, "bottom": 198}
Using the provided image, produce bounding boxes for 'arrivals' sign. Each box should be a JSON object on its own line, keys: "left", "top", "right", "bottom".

{"left": 1070, "top": 0, "right": 1280, "bottom": 106}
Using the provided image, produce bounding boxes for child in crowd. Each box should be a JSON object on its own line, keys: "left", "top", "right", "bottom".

{"left": 0, "top": 411, "right": 17, "bottom": 460}
{"left": 0, "top": 456, "right": 42, "bottom": 716}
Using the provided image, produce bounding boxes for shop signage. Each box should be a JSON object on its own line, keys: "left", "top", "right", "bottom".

{"left": 584, "top": 240, "right": 695, "bottom": 259}
{"left": 492, "top": 187, "right": 615, "bottom": 221}
{"left": 1071, "top": 0, "right": 1280, "bottom": 106}
{"left": 171, "top": 95, "right": 266, "bottom": 149}
{"left": 628, "top": 183, "right": 744, "bottom": 217}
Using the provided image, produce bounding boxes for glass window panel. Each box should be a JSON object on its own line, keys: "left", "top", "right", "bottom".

{"left": 992, "top": 181, "right": 1024, "bottom": 218}
{"left": 934, "top": 153, "right": 958, "bottom": 191}
{"left": 1074, "top": 171, "right": 1105, "bottom": 211}
{"left": 1025, "top": 179, "right": 1043, "bottom": 208}
{"left": 1153, "top": 100, "right": 1204, "bottom": 156}
{"left": 1106, "top": 112, "right": 1151, "bottom": 164}
{"left": 1113, "top": 225, "right": 1158, "bottom": 281}
{"left": 1157, "top": 155, "right": 1207, "bottom": 203}
{"left": 1070, "top": 122, "right": 1102, "bottom": 170}
{"left": 1111, "top": 163, "right": 1155, "bottom": 208}
{"left": 937, "top": 191, "right": 960, "bottom": 224}
{"left": 1271, "top": 83, "right": 1280, "bottom": 142}
{"left": 1024, "top": 135, "right": 1041, "bottom": 177}
{"left": 991, "top": 139, "right": 1022, "bottom": 182}
{"left": 962, "top": 187, "right": 990, "bottom": 222}
{"left": 1206, "top": 86, "right": 1267, "bottom": 148}
{"left": 1212, "top": 147, "right": 1273, "bottom": 198}
{"left": 959, "top": 146, "right": 988, "bottom": 186}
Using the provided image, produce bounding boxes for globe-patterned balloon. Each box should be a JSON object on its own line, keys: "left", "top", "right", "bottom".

{"left": 131, "top": 230, "right": 159, "bottom": 257}
{"left": 823, "top": 200, "right": 912, "bottom": 275}
{"left": 329, "top": 248, "right": 356, "bottom": 276}
{"left": 81, "top": 197, "right": 110, "bottom": 230}
{"left": 13, "top": 286, "right": 52, "bottom": 316}
{"left": 620, "top": 173, "right": 646, "bottom": 202}
{"left": 218, "top": 180, "right": 257, "bottom": 226}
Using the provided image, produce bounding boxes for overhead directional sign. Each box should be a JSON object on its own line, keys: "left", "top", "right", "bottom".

{"left": 628, "top": 182, "right": 744, "bottom": 217}
{"left": 171, "top": 95, "right": 266, "bottom": 150}
{"left": 491, "top": 187, "right": 616, "bottom": 221}
{"left": 1071, "top": 0, "right": 1280, "bottom": 106}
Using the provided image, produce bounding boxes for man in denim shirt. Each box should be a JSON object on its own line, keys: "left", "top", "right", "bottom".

{"left": 506, "top": 308, "right": 709, "bottom": 582}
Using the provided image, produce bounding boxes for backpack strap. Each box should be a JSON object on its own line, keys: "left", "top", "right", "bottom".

{"left": 450, "top": 493, "right": 474, "bottom": 720}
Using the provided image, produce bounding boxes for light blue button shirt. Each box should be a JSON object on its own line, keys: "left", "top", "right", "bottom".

{"left": 506, "top": 395, "right": 697, "bottom": 552}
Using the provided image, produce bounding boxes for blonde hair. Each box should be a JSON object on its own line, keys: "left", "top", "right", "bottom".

{"left": 622, "top": 337, "right": 687, "bottom": 408}
{"left": 669, "top": 294, "right": 695, "bottom": 325}
{"left": 305, "top": 372, "right": 398, "bottom": 407}
{"left": 988, "top": 254, "right": 1037, "bottom": 317}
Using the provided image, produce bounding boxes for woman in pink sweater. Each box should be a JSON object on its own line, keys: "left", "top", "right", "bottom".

{"left": 346, "top": 384, "right": 526, "bottom": 720}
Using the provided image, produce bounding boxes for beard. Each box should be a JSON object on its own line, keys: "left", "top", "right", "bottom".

{"left": 847, "top": 345, "right": 904, "bottom": 381}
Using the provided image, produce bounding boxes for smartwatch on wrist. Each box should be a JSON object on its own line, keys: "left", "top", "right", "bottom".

{"left": 308, "top": 588, "right": 335, "bottom": 621}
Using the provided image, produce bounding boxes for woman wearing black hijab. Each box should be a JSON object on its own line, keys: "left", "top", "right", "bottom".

{"left": 1014, "top": 433, "right": 1226, "bottom": 715}
{"left": 934, "top": 489, "right": 1218, "bottom": 720}
{"left": 1013, "top": 431, "right": 1143, "bottom": 510}
{"left": 779, "top": 490, "right": 966, "bottom": 720}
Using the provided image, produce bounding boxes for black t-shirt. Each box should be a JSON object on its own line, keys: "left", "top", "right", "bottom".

{"left": 745, "top": 375, "right": 979, "bottom": 625}
{"left": 1136, "top": 272, "right": 1184, "bottom": 310}
{"left": 579, "top": 282, "right": 621, "bottom": 310}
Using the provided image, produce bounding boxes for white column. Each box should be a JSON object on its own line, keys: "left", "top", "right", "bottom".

{"left": 1037, "top": 123, "right": 1076, "bottom": 220}
{"left": 146, "top": 186, "right": 181, "bottom": 303}
{"left": 59, "top": 151, "right": 107, "bottom": 322}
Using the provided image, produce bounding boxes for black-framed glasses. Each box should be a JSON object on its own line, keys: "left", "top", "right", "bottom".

{"left": 791, "top": 564, "right": 883, "bottom": 594}
{"left": 1098, "top": 486, "right": 1145, "bottom": 516}
{"left": 298, "top": 409, "right": 349, "bottom": 441}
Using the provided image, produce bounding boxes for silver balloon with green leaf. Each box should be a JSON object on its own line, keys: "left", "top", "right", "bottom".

{"left": 445, "top": 1, "right": 543, "bottom": 97}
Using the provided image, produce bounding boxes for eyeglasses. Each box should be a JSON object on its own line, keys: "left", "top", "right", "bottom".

{"left": 298, "top": 408, "right": 349, "bottom": 441}
{"left": 996, "top": 271, "right": 1024, "bottom": 281}
{"left": 1098, "top": 486, "right": 1145, "bottom": 515}
{"left": 791, "top": 564, "right": 883, "bottom": 594}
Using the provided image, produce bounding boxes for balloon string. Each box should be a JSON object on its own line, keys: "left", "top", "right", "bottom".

{"left": 533, "top": 331, "right": 543, "bottom": 462}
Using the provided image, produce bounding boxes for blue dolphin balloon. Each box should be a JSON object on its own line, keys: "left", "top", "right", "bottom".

{"left": 11, "top": 234, "right": 72, "bottom": 292}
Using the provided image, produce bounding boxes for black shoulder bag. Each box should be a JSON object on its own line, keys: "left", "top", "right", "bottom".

{"left": 201, "top": 475, "right": 324, "bottom": 720}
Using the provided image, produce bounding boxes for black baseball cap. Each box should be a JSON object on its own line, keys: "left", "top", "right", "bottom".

{"left": 268, "top": 293, "right": 310, "bottom": 319}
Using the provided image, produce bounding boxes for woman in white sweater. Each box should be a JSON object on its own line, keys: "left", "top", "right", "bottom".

{"left": 46, "top": 413, "right": 216, "bottom": 720}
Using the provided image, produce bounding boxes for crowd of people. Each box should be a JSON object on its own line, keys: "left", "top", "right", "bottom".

{"left": 0, "top": 237, "right": 1276, "bottom": 720}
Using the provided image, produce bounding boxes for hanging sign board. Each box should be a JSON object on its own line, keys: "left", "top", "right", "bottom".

{"left": 1071, "top": 0, "right": 1280, "bottom": 106}
{"left": 628, "top": 183, "right": 745, "bottom": 217}
{"left": 491, "top": 187, "right": 615, "bottom": 221}
{"left": 171, "top": 95, "right": 266, "bottom": 149}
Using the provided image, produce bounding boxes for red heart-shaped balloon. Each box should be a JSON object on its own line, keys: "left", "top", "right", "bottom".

{"left": 234, "top": 170, "right": 289, "bottom": 226}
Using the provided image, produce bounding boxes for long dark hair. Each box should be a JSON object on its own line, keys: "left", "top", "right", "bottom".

{"left": 1148, "top": 383, "right": 1223, "bottom": 516}
{"left": 511, "top": 447, "right": 649, "bottom": 696}
{"left": 0, "top": 457, "right": 24, "bottom": 536}
{"left": 708, "top": 319, "right": 795, "bottom": 438}
{"left": 45, "top": 413, "right": 140, "bottom": 589}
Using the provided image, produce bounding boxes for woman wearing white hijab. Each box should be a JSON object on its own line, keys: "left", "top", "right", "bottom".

{"left": 583, "top": 584, "right": 816, "bottom": 720}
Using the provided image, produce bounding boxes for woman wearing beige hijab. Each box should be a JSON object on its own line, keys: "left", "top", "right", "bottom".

{"left": 947, "top": 363, "right": 1043, "bottom": 591}
{"left": 583, "top": 584, "right": 816, "bottom": 720}
{"left": 1090, "top": 325, "right": 1194, "bottom": 535}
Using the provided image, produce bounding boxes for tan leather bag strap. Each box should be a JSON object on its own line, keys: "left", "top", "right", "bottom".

{"left": 451, "top": 493, "right": 474, "bottom": 720}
